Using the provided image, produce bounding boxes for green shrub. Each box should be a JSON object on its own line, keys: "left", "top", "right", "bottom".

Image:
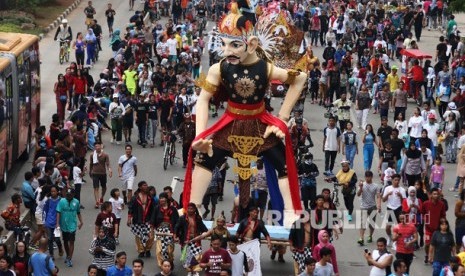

{"left": 449, "top": 0, "right": 465, "bottom": 12}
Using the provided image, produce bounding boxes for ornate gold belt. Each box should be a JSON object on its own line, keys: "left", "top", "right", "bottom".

{"left": 226, "top": 103, "right": 265, "bottom": 116}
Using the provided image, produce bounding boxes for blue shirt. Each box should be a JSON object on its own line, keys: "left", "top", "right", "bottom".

{"left": 21, "top": 181, "right": 35, "bottom": 204}
{"left": 44, "top": 197, "right": 61, "bottom": 228}
{"left": 28, "top": 252, "right": 55, "bottom": 276}
{"left": 106, "top": 265, "right": 132, "bottom": 276}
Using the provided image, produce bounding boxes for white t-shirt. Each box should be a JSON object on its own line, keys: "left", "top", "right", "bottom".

{"left": 73, "top": 166, "right": 83, "bottom": 184}
{"left": 383, "top": 185, "right": 406, "bottom": 209}
{"left": 408, "top": 116, "right": 424, "bottom": 138}
{"left": 314, "top": 262, "right": 335, "bottom": 276}
{"left": 190, "top": 93, "right": 199, "bottom": 115}
{"left": 324, "top": 126, "right": 341, "bottom": 151}
{"left": 166, "top": 38, "right": 178, "bottom": 56}
{"left": 370, "top": 250, "right": 392, "bottom": 276}
{"left": 118, "top": 155, "right": 137, "bottom": 178}
{"left": 458, "top": 134, "right": 465, "bottom": 150}
{"left": 394, "top": 120, "right": 408, "bottom": 135}
{"left": 228, "top": 250, "right": 247, "bottom": 276}
{"left": 109, "top": 197, "right": 124, "bottom": 219}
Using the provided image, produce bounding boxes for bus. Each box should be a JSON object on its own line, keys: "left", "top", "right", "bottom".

{"left": 0, "top": 32, "right": 40, "bottom": 191}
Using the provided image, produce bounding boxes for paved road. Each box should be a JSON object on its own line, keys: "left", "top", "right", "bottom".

{"left": 1, "top": 2, "right": 465, "bottom": 275}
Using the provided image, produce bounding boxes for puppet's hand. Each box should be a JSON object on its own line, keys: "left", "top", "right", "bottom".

{"left": 192, "top": 138, "right": 213, "bottom": 157}
{"left": 264, "top": 125, "right": 285, "bottom": 139}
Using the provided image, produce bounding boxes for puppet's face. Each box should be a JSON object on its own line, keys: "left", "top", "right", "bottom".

{"left": 221, "top": 37, "right": 249, "bottom": 65}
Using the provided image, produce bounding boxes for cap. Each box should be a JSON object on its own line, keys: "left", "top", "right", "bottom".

{"left": 113, "top": 94, "right": 119, "bottom": 99}
{"left": 448, "top": 102, "right": 457, "bottom": 110}
{"left": 428, "top": 113, "right": 436, "bottom": 119}
{"left": 184, "top": 113, "right": 191, "bottom": 118}
{"left": 391, "top": 65, "right": 398, "bottom": 70}
{"left": 62, "top": 19, "right": 68, "bottom": 24}
{"left": 193, "top": 39, "right": 198, "bottom": 42}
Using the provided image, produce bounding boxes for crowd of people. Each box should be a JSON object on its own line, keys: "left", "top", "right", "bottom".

{"left": 1, "top": 0, "right": 465, "bottom": 275}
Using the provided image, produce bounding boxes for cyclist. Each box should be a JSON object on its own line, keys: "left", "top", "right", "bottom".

{"left": 54, "top": 19, "right": 73, "bottom": 51}
{"left": 195, "top": 1, "right": 208, "bottom": 36}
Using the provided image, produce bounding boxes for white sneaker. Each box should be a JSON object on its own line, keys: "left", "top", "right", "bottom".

{"left": 110, "top": 138, "right": 114, "bottom": 144}
{"left": 116, "top": 141, "right": 121, "bottom": 145}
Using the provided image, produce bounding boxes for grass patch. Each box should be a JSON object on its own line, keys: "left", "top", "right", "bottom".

{"left": 33, "top": 1, "right": 71, "bottom": 29}
{"left": 0, "top": 0, "right": 74, "bottom": 35}
{"left": 0, "top": 23, "right": 42, "bottom": 35}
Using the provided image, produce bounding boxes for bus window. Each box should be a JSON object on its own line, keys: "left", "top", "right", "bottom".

{"left": 4, "top": 76, "right": 12, "bottom": 143}
{"left": 0, "top": 78, "right": 4, "bottom": 130}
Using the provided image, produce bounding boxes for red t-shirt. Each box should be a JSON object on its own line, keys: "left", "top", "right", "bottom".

{"left": 73, "top": 77, "right": 87, "bottom": 95}
{"left": 411, "top": 65, "right": 424, "bottom": 82}
{"left": 422, "top": 200, "right": 446, "bottom": 233}
{"left": 393, "top": 222, "right": 417, "bottom": 254}
{"left": 200, "top": 248, "right": 232, "bottom": 276}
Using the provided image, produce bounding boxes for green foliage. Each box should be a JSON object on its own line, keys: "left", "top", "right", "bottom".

{"left": 449, "top": 0, "right": 465, "bottom": 12}
{"left": 5, "top": 0, "right": 39, "bottom": 12}
{"left": 0, "top": 23, "right": 42, "bottom": 35}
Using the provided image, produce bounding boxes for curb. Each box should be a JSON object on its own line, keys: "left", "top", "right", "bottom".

{"left": 1, "top": 209, "right": 31, "bottom": 254}
{"left": 38, "top": 0, "right": 82, "bottom": 41}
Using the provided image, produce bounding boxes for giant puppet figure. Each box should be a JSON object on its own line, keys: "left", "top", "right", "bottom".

{"left": 182, "top": 3, "right": 307, "bottom": 227}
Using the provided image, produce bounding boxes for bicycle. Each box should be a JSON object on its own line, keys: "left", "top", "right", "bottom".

{"left": 58, "top": 40, "right": 70, "bottom": 64}
{"left": 325, "top": 178, "right": 342, "bottom": 207}
{"left": 198, "top": 16, "right": 207, "bottom": 37}
{"left": 162, "top": 130, "right": 177, "bottom": 170}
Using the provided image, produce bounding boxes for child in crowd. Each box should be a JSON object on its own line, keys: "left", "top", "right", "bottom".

{"left": 383, "top": 160, "right": 396, "bottom": 188}
{"left": 72, "top": 157, "right": 85, "bottom": 207}
{"left": 430, "top": 156, "right": 445, "bottom": 190}
{"left": 109, "top": 188, "right": 124, "bottom": 245}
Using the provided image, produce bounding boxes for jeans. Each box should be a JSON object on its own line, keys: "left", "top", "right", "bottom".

{"left": 432, "top": 261, "right": 449, "bottom": 276}
{"left": 363, "top": 143, "right": 374, "bottom": 171}
{"left": 356, "top": 108, "right": 369, "bottom": 129}
{"left": 146, "top": 119, "right": 157, "bottom": 145}
{"left": 47, "top": 227, "right": 63, "bottom": 256}
{"left": 137, "top": 121, "right": 147, "bottom": 144}
{"left": 86, "top": 43, "right": 95, "bottom": 65}
{"left": 111, "top": 118, "right": 123, "bottom": 142}
{"left": 324, "top": 150, "right": 337, "bottom": 172}
{"left": 345, "top": 144, "right": 356, "bottom": 168}
{"left": 311, "top": 30, "right": 319, "bottom": 45}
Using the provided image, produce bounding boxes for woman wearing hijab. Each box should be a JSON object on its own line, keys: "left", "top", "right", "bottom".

{"left": 110, "top": 29, "right": 122, "bottom": 57}
{"left": 401, "top": 142, "right": 426, "bottom": 187}
{"left": 85, "top": 28, "right": 97, "bottom": 66}
{"left": 312, "top": 230, "right": 339, "bottom": 275}
{"left": 444, "top": 111, "right": 459, "bottom": 163}
{"left": 426, "top": 66, "right": 436, "bottom": 105}
{"left": 402, "top": 186, "right": 423, "bottom": 245}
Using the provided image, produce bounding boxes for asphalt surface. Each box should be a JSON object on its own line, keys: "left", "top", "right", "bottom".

{"left": 1, "top": 2, "right": 465, "bottom": 275}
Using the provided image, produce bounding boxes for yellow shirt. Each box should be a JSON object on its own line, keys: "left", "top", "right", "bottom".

{"left": 387, "top": 73, "right": 399, "bottom": 92}
{"left": 175, "top": 33, "right": 183, "bottom": 50}
{"left": 458, "top": 252, "right": 465, "bottom": 266}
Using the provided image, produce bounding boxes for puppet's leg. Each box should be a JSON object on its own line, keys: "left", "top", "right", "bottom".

{"left": 263, "top": 144, "right": 300, "bottom": 228}
{"left": 190, "top": 147, "right": 230, "bottom": 208}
